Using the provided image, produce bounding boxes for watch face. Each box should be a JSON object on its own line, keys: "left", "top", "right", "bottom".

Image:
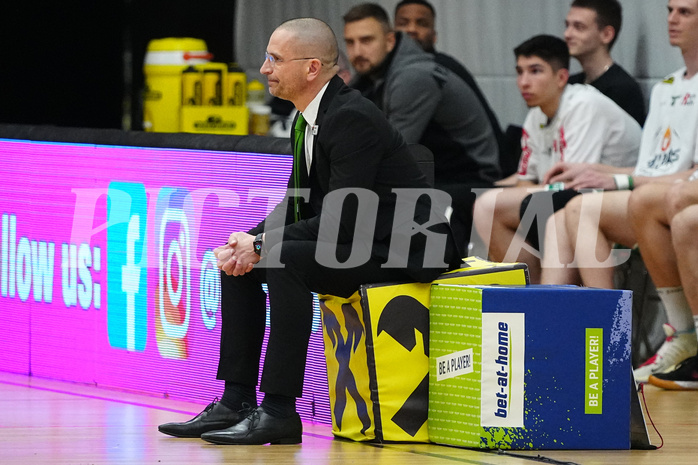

{"left": 254, "top": 235, "right": 263, "bottom": 255}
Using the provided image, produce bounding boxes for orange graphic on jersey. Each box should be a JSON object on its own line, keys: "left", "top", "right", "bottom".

{"left": 661, "top": 127, "right": 672, "bottom": 152}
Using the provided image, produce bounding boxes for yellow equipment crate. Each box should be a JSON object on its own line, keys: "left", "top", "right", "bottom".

{"left": 179, "top": 106, "right": 249, "bottom": 135}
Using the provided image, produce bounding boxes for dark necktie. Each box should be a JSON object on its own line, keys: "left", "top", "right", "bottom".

{"left": 293, "top": 113, "right": 307, "bottom": 222}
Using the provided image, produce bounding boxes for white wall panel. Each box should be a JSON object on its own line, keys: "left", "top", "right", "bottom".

{"left": 235, "top": 0, "right": 685, "bottom": 128}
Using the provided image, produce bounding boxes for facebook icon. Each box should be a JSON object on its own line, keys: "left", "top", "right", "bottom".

{"left": 107, "top": 181, "right": 148, "bottom": 351}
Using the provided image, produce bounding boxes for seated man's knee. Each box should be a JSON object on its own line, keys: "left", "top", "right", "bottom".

{"left": 671, "top": 204, "right": 698, "bottom": 247}
{"left": 667, "top": 180, "right": 698, "bottom": 216}
{"left": 627, "top": 184, "right": 661, "bottom": 223}
{"left": 472, "top": 188, "right": 501, "bottom": 234}
{"left": 473, "top": 189, "right": 499, "bottom": 220}
{"left": 275, "top": 241, "right": 313, "bottom": 266}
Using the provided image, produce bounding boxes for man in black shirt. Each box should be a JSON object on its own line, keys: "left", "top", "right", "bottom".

{"left": 564, "top": 0, "right": 646, "bottom": 125}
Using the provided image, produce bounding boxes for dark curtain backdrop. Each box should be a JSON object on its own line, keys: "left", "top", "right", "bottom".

{"left": 0, "top": 1, "right": 236, "bottom": 130}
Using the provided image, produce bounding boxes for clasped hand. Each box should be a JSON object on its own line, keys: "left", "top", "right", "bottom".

{"left": 213, "top": 232, "right": 260, "bottom": 276}
{"left": 544, "top": 162, "right": 616, "bottom": 191}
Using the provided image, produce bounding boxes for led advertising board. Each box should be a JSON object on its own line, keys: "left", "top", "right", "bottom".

{"left": 0, "top": 138, "right": 330, "bottom": 423}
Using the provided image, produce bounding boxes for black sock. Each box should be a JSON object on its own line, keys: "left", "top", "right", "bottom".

{"left": 260, "top": 393, "right": 296, "bottom": 418}
{"left": 220, "top": 381, "right": 257, "bottom": 411}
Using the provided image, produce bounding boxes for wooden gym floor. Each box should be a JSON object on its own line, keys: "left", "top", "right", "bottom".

{"left": 1, "top": 371, "right": 696, "bottom": 465}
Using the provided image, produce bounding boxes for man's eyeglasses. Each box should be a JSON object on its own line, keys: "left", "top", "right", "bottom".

{"left": 264, "top": 53, "right": 319, "bottom": 66}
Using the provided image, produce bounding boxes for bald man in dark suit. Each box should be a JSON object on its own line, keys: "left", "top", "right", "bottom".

{"left": 158, "top": 17, "right": 460, "bottom": 445}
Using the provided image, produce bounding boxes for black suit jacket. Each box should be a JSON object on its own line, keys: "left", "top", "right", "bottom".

{"left": 250, "top": 75, "right": 460, "bottom": 281}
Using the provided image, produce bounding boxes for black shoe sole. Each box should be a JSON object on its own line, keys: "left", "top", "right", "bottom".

{"left": 158, "top": 427, "right": 203, "bottom": 438}
{"left": 203, "top": 435, "right": 302, "bottom": 445}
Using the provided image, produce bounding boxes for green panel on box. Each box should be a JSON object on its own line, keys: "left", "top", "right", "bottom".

{"left": 585, "top": 328, "right": 604, "bottom": 415}
{"left": 429, "top": 285, "right": 483, "bottom": 447}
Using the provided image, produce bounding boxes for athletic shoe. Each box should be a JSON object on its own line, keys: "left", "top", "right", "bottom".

{"left": 633, "top": 324, "right": 698, "bottom": 383}
{"left": 648, "top": 355, "right": 698, "bottom": 390}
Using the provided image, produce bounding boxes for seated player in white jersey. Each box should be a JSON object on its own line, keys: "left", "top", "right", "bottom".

{"left": 472, "top": 34, "right": 641, "bottom": 284}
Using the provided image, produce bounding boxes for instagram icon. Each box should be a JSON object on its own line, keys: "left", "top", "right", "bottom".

{"left": 154, "top": 188, "right": 193, "bottom": 360}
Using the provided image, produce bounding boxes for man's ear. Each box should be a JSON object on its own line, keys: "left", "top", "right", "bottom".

{"left": 557, "top": 67, "right": 570, "bottom": 89}
{"left": 306, "top": 58, "right": 323, "bottom": 81}
{"left": 600, "top": 25, "right": 615, "bottom": 47}
{"left": 386, "top": 31, "right": 396, "bottom": 52}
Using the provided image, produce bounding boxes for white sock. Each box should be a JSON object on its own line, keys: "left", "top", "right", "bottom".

{"left": 657, "top": 286, "right": 696, "bottom": 334}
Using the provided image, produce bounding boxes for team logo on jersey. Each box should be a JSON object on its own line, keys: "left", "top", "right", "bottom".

{"left": 661, "top": 127, "right": 672, "bottom": 152}
{"left": 646, "top": 126, "right": 680, "bottom": 172}
{"left": 671, "top": 93, "right": 696, "bottom": 106}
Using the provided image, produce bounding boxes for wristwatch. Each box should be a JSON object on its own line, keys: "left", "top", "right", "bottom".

{"left": 253, "top": 233, "right": 264, "bottom": 256}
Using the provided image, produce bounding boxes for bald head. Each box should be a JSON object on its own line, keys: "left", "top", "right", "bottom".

{"left": 262, "top": 18, "right": 341, "bottom": 110}
{"left": 277, "top": 18, "right": 340, "bottom": 69}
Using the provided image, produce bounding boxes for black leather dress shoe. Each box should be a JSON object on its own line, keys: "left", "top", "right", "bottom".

{"left": 200, "top": 406, "right": 302, "bottom": 445}
{"left": 158, "top": 399, "right": 253, "bottom": 438}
